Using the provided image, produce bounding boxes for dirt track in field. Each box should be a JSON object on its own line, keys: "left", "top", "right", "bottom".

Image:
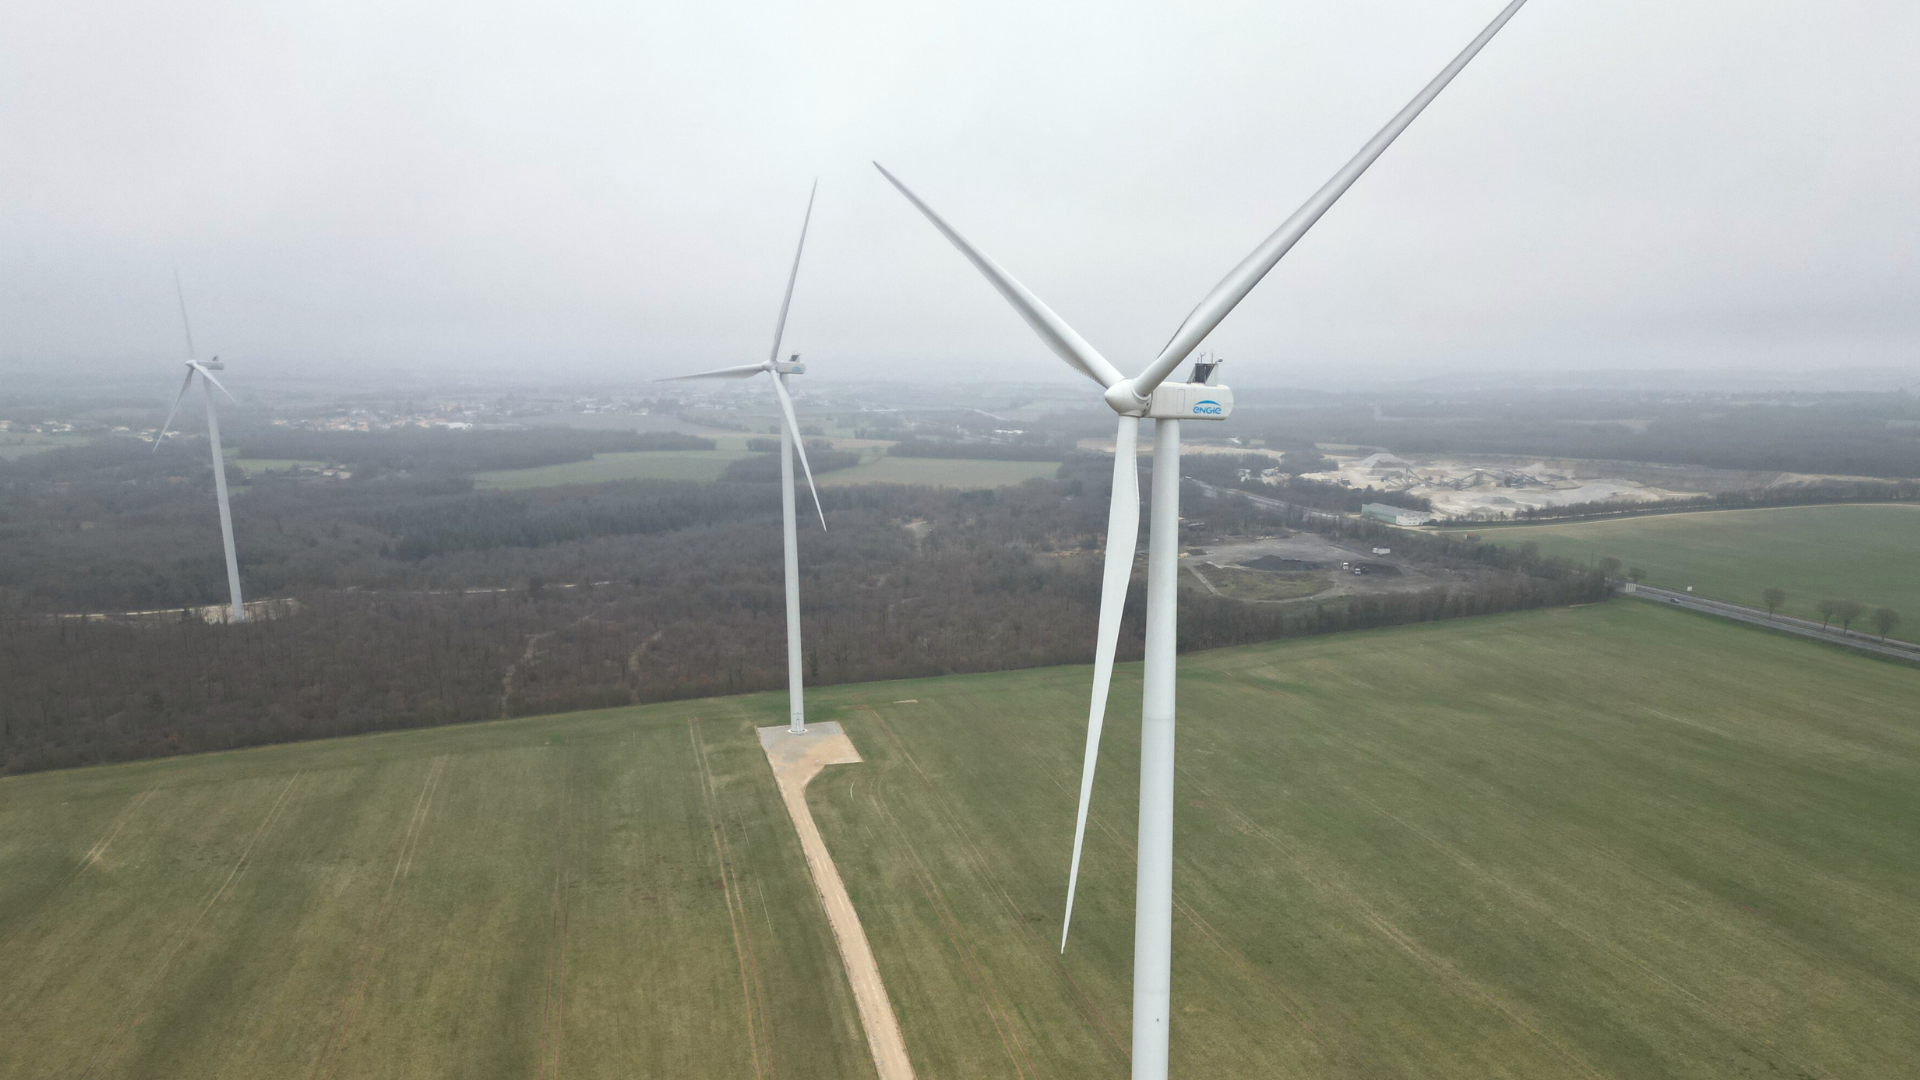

{"left": 759, "top": 723, "right": 916, "bottom": 1080}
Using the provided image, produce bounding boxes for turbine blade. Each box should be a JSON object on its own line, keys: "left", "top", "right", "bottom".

{"left": 771, "top": 375, "right": 827, "bottom": 530}
{"left": 768, "top": 180, "right": 818, "bottom": 367}
{"left": 172, "top": 268, "right": 197, "bottom": 358}
{"left": 1062, "top": 414, "right": 1141, "bottom": 951}
{"left": 656, "top": 362, "right": 772, "bottom": 381}
{"left": 874, "top": 161, "right": 1125, "bottom": 390}
{"left": 153, "top": 367, "right": 196, "bottom": 452}
{"left": 1132, "top": 0, "right": 1532, "bottom": 396}
{"left": 194, "top": 362, "right": 239, "bottom": 403}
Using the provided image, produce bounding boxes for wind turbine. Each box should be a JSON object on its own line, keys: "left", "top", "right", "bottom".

{"left": 877, "top": 2, "right": 1532, "bottom": 1075}
{"left": 660, "top": 183, "right": 826, "bottom": 734}
{"left": 154, "top": 272, "right": 247, "bottom": 624}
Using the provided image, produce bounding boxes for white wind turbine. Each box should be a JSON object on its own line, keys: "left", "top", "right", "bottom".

{"left": 877, "top": 2, "right": 1532, "bottom": 1075}
{"left": 154, "top": 272, "right": 247, "bottom": 624}
{"left": 660, "top": 183, "right": 826, "bottom": 733}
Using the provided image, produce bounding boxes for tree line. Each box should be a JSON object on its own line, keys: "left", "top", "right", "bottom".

{"left": 233, "top": 425, "right": 713, "bottom": 477}
{"left": 1, "top": 446, "right": 1610, "bottom": 775}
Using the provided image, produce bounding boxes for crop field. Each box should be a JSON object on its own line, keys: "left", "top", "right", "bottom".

{"left": 232, "top": 458, "right": 327, "bottom": 477}
{"left": 816, "top": 456, "right": 1062, "bottom": 488}
{"left": 1456, "top": 503, "right": 1920, "bottom": 638}
{"left": 5, "top": 602, "right": 1919, "bottom": 1077}
{"left": 0, "top": 433, "right": 92, "bottom": 460}
{"left": 0, "top": 703, "right": 874, "bottom": 1080}
{"left": 474, "top": 440, "right": 758, "bottom": 488}
{"left": 469, "top": 443, "right": 1057, "bottom": 491}
{"left": 808, "top": 601, "right": 1920, "bottom": 1078}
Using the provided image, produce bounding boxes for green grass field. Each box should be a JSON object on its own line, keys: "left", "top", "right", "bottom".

{"left": 474, "top": 439, "right": 759, "bottom": 488}
{"left": 1455, "top": 504, "right": 1920, "bottom": 638}
{"left": 232, "top": 458, "right": 327, "bottom": 477}
{"left": 0, "top": 433, "right": 92, "bottom": 460}
{"left": 0, "top": 703, "right": 874, "bottom": 1079}
{"left": 4, "top": 603, "right": 1919, "bottom": 1077}
{"left": 475, "top": 449, "right": 1061, "bottom": 491}
{"left": 809, "top": 602, "right": 1920, "bottom": 1078}
{"left": 816, "top": 456, "right": 1061, "bottom": 489}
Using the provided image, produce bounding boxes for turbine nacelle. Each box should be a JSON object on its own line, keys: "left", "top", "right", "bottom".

{"left": 1147, "top": 381, "right": 1233, "bottom": 421}
{"left": 1110, "top": 360, "right": 1234, "bottom": 421}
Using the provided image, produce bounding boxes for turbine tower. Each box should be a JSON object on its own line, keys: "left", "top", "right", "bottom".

{"left": 661, "top": 183, "right": 826, "bottom": 734}
{"left": 878, "top": 2, "right": 1531, "bottom": 1075}
{"left": 154, "top": 273, "right": 247, "bottom": 624}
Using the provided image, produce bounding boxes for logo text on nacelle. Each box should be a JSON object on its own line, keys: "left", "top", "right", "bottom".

{"left": 1192, "top": 400, "right": 1223, "bottom": 416}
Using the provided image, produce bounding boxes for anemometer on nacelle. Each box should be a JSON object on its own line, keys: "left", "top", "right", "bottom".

{"left": 1145, "top": 356, "right": 1232, "bottom": 421}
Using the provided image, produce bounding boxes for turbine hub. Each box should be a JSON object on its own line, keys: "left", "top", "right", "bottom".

{"left": 1103, "top": 380, "right": 1149, "bottom": 417}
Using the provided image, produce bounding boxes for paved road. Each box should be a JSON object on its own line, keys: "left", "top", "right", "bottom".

{"left": 1628, "top": 583, "right": 1920, "bottom": 662}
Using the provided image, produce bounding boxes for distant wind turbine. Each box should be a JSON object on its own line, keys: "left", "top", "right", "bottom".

{"left": 154, "top": 272, "right": 247, "bottom": 624}
{"left": 660, "top": 183, "right": 826, "bottom": 733}
{"left": 878, "top": 2, "right": 1532, "bottom": 1075}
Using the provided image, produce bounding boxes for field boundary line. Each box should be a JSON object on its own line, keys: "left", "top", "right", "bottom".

{"left": 759, "top": 722, "right": 917, "bottom": 1080}
{"left": 538, "top": 757, "right": 575, "bottom": 1080}
{"left": 692, "top": 720, "right": 773, "bottom": 1080}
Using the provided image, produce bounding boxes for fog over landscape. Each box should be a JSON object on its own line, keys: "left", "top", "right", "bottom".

{"left": 10, "top": 5, "right": 1920, "bottom": 1078}
{"left": 3, "top": 0, "right": 1917, "bottom": 387}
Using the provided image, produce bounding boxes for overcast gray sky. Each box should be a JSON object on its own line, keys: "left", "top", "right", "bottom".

{"left": 3, "top": 0, "right": 1916, "bottom": 388}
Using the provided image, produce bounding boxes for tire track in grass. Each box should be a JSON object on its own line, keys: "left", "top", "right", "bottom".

{"left": 1341, "top": 716, "right": 1920, "bottom": 1028}
{"left": 860, "top": 703, "right": 1053, "bottom": 1076}
{"left": 689, "top": 719, "right": 773, "bottom": 1080}
{"left": 538, "top": 759, "right": 575, "bottom": 1080}
{"left": 1639, "top": 703, "right": 1920, "bottom": 929}
{"left": 862, "top": 703, "right": 1128, "bottom": 1065}
{"left": 1061, "top": 775, "right": 1357, "bottom": 1077}
{"left": 864, "top": 783, "right": 1035, "bottom": 1080}
{"left": 311, "top": 755, "right": 448, "bottom": 1080}
{"left": 1344, "top": 783, "right": 1847, "bottom": 1079}
{"left": 0, "top": 783, "right": 160, "bottom": 951}
{"left": 81, "top": 770, "right": 305, "bottom": 1080}
{"left": 1172, "top": 768, "right": 1608, "bottom": 1080}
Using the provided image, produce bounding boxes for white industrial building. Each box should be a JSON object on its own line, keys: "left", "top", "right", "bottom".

{"left": 1361, "top": 503, "right": 1436, "bottom": 527}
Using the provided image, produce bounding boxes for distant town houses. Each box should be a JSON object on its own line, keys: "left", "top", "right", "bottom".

{"left": 2, "top": 419, "right": 77, "bottom": 434}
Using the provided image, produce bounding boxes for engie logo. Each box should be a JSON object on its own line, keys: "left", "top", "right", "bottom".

{"left": 1192, "top": 400, "right": 1223, "bottom": 416}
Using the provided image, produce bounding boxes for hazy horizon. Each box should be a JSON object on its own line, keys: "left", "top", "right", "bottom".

{"left": 4, "top": 0, "right": 1917, "bottom": 388}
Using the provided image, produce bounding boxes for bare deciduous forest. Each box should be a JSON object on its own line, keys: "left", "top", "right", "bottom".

{"left": 0, "top": 440, "right": 1605, "bottom": 774}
